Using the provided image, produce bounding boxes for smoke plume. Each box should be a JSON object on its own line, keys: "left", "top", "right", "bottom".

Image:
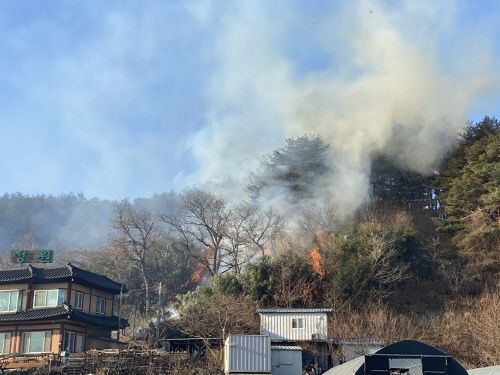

{"left": 185, "top": 1, "right": 499, "bottom": 216}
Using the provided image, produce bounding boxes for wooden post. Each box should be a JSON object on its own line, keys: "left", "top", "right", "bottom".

{"left": 117, "top": 285, "right": 123, "bottom": 340}
{"left": 156, "top": 282, "right": 162, "bottom": 345}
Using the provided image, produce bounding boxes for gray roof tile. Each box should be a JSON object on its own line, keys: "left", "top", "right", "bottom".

{"left": 0, "top": 305, "right": 128, "bottom": 329}
{"left": 0, "top": 264, "right": 126, "bottom": 294}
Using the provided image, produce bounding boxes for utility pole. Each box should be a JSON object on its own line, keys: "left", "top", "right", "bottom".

{"left": 156, "top": 282, "right": 162, "bottom": 345}
{"left": 117, "top": 284, "right": 123, "bottom": 340}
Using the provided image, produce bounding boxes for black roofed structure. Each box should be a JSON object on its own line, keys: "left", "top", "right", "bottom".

{"left": 0, "top": 264, "right": 128, "bottom": 355}
{"left": 324, "top": 340, "right": 469, "bottom": 375}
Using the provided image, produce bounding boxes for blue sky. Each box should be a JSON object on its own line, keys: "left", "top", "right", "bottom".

{"left": 0, "top": 0, "right": 498, "bottom": 200}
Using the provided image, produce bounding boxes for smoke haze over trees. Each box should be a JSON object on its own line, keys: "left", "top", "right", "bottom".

{"left": 0, "top": 117, "right": 497, "bottom": 369}
{"left": 0, "top": 192, "right": 178, "bottom": 252}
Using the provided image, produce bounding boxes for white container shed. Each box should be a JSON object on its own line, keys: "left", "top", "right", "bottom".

{"left": 224, "top": 334, "right": 271, "bottom": 374}
{"left": 271, "top": 345, "right": 302, "bottom": 375}
{"left": 257, "top": 308, "right": 332, "bottom": 342}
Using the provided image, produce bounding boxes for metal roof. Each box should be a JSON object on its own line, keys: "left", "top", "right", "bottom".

{"left": 0, "top": 264, "right": 127, "bottom": 294}
{"left": 256, "top": 308, "right": 333, "bottom": 313}
{"left": 323, "top": 356, "right": 364, "bottom": 375}
{"left": 271, "top": 346, "right": 302, "bottom": 351}
{"left": 468, "top": 366, "right": 500, "bottom": 375}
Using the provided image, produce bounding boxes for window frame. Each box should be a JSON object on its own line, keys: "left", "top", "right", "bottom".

{"left": 291, "top": 317, "right": 305, "bottom": 329}
{"left": 33, "top": 289, "right": 65, "bottom": 308}
{"left": 0, "top": 332, "right": 11, "bottom": 354}
{"left": 22, "top": 331, "right": 52, "bottom": 354}
{"left": 0, "top": 290, "right": 20, "bottom": 313}
{"left": 64, "top": 330, "right": 76, "bottom": 353}
{"left": 74, "top": 292, "right": 84, "bottom": 310}
{"left": 96, "top": 297, "right": 106, "bottom": 315}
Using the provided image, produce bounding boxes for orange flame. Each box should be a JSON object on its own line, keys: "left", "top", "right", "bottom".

{"left": 192, "top": 246, "right": 216, "bottom": 283}
{"left": 191, "top": 263, "right": 204, "bottom": 282}
{"left": 310, "top": 247, "right": 325, "bottom": 277}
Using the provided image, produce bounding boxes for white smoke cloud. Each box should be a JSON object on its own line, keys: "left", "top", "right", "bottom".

{"left": 184, "top": 0, "right": 500, "bottom": 216}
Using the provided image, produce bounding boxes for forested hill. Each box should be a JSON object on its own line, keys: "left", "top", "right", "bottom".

{"left": 0, "top": 192, "right": 178, "bottom": 251}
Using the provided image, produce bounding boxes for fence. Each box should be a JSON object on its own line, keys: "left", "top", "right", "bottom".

{"left": 63, "top": 349, "right": 189, "bottom": 375}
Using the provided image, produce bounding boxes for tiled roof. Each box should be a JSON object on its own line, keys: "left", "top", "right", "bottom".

{"left": 0, "top": 305, "right": 128, "bottom": 329}
{"left": 71, "top": 309, "right": 128, "bottom": 329}
{"left": 0, "top": 264, "right": 127, "bottom": 294}
{"left": 0, "top": 306, "right": 70, "bottom": 322}
{"left": 256, "top": 308, "right": 333, "bottom": 314}
{"left": 0, "top": 268, "right": 32, "bottom": 282}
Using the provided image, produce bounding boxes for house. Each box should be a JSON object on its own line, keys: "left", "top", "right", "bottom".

{"left": 0, "top": 264, "right": 128, "bottom": 354}
{"left": 257, "top": 308, "right": 333, "bottom": 370}
{"left": 257, "top": 308, "right": 332, "bottom": 342}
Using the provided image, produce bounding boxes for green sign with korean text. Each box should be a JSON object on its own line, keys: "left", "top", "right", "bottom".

{"left": 10, "top": 250, "right": 54, "bottom": 264}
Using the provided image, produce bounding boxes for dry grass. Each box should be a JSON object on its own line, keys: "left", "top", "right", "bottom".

{"left": 330, "top": 291, "right": 500, "bottom": 368}
{"left": 330, "top": 303, "right": 428, "bottom": 345}
{"left": 431, "top": 291, "right": 500, "bottom": 369}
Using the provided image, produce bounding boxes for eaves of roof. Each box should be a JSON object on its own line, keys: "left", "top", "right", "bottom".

{"left": 271, "top": 345, "right": 303, "bottom": 351}
{"left": 256, "top": 308, "right": 333, "bottom": 314}
{"left": 0, "top": 305, "right": 128, "bottom": 329}
{"left": 0, "top": 264, "right": 127, "bottom": 294}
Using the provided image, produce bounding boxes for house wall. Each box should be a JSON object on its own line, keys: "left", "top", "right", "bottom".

{"left": 12, "top": 323, "right": 62, "bottom": 353}
{"left": 0, "top": 322, "right": 118, "bottom": 354}
{"left": 70, "top": 283, "right": 113, "bottom": 316}
{"left": 0, "top": 280, "right": 115, "bottom": 317}
{"left": 0, "top": 283, "right": 28, "bottom": 291}
{"left": 32, "top": 282, "right": 68, "bottom": 290}
{"left": 260, "top": 313, "right": 328, "bottom": 342}
{"left": 0, "top": 283, "right": 29, "bottom": 311}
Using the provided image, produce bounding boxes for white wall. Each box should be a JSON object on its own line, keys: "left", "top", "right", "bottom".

{"left": 260, "top": 313, "right": 328, "bottom": 341}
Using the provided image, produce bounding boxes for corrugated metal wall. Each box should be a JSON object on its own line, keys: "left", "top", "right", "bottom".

{"left": 259, "top": 313, "right": 328, "bottom": 341}
{"left": 224, "top": 334, "right": 271, "bottom": 374}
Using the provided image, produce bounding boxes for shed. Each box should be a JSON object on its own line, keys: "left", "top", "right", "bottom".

{"left": 257, "top": 308, "right": 332, "bottom": 342}
{"left": 324, "top": 340, "right": 469, "bottom": 375}
{"left": 224, "top": 334, "right": 271, "bottom": 374}
{"left": 271, "top": 345, "right": 302, "bottom": 375}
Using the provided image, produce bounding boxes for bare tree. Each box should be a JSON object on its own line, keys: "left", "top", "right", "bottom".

{"left": 178, "top": 291, "right": 259, "bottom": 361}
{"left": 113, "top": 200, "right": 162, "bottom": 315}
{"left": 241, "top": 206, "right": 285, "bottom": 256}
{"left": 163, "top": 189, "right": 284, "bottom": 276}
{"left": 224, "top": 205, "right": 285, "bottom": 273}
{"left": 162, "top": 189, "right": 230, "bottom": 276}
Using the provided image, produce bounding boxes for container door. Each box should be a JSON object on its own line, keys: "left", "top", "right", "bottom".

{"left": 272, "top": 350, "right": 297, "bottom": 375}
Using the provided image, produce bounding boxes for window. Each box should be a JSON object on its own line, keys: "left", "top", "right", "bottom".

{"left": 291, "top": 318, "right": 304, "bottom": 329}
{"left": 22, "top": 331, "right": 51, "bottom": 353}
{"left": 74, "top": 292, "right": 84, "bottom": 310}
{"left": 0, "top": 291, "right": 20, "bottom": 312}
{"left": 33, "top": 289, "right": 65, "bottom": 308}
{"left": 64, "top": 331, "right": 76, "bottom": 353}
{"left": 96, "top": 297, "right": 105, "bottom": 315}
{"left": 63, "top": 331, "right": 84, "bottom": 353}
{"left": 0, "top": 333, "right": 11, "bottom": 354}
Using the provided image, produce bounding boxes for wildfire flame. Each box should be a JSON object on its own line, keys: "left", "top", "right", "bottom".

{"left": 310, "top": 247, "right": 325, "bottom": 277}
{"left": 191, "top": 245, "right": 215, "bottom": 283}
{"left": 191, "top": 263, "right": 204, "bottom": 282}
